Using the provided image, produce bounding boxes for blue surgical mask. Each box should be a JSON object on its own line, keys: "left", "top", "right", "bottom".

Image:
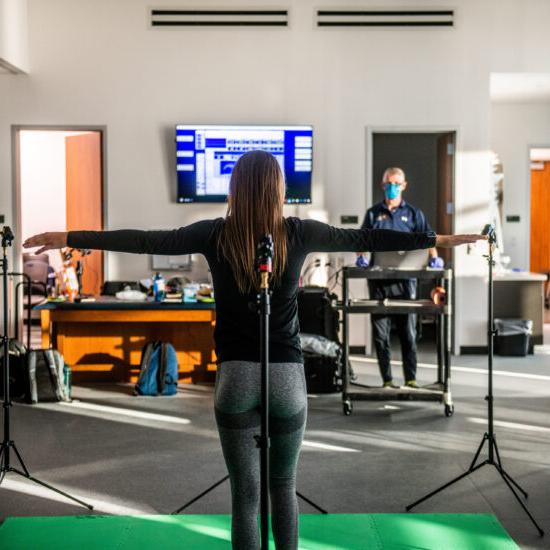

{"left": 384, "top": 183, "right": 401, "bottom": 200}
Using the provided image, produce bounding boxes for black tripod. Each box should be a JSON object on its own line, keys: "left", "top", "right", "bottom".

{"left": 172, "top": 235, "right": 327, "bottom": 534}
{"left": 0, "top": 226, "right": 93, "bottom": 511}
{"left": 406, "top": 225, "right": 544, "bottom": 537}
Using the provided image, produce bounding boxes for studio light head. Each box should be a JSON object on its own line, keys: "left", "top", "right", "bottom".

{"left": 1, "top": 226, "right": 14, "bottom": 248}
{"left": 482, "top": 224, "right": 496, "bottom": 243}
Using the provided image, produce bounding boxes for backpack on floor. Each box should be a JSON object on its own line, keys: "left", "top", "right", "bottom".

{"left": 63, "top": 363, "right": 72, "bottom": 400}
{"left": 26, "top": 349, "right": 71, "bottom": 404}
{"left": 134, "top": 341, "right": 178, "bottom": 396}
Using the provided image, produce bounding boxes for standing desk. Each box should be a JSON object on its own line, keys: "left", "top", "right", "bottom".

{"left": 340, "top": 266, "right": 454, "bottom": 416}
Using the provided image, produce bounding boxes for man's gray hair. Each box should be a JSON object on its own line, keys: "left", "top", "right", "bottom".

{"left": 382, "top": 167, "right": 405, "bottom": 182}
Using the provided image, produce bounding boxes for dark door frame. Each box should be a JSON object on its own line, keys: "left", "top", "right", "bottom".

{"left": 366, "top": 126, "right": 457, "bottom": 235}
{"left": 365, "top": 126, "right": 458, "bottom": 355}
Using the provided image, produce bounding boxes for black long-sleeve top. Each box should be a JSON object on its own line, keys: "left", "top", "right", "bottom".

{"left": 68, "top": 217, "right": 436, "bottom": 364}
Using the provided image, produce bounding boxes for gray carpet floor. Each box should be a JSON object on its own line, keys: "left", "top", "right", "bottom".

{"left": 1, "top": 349, "right": 549, "bottom": 549}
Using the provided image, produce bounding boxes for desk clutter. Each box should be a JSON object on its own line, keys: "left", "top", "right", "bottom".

{"left": 24, "top": 248, "right": 214, "bottom": 306}
{"left": 42, "top": 276, "right": 215, "bottom": 305}
{"left": 105, "top": 276, "right": 214, "bottom": 304}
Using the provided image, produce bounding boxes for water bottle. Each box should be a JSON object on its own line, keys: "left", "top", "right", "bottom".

{"left": 153, "top": 272, "right": 166, "bottom": 302}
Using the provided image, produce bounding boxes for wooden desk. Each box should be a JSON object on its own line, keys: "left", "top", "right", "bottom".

{"left": 36, "top": 298, "right": 216, "bottom": 383}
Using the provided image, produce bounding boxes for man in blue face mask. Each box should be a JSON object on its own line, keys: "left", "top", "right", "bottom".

{"left": 357, "top": 167, "right": 442, "bottom": 388}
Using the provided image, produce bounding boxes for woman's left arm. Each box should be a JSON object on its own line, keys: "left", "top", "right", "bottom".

{"left": 23, "top": 220, "right": 215, "bottom": 255}
{"left": 299, "top": 219, "right": 484, "bottom": 254}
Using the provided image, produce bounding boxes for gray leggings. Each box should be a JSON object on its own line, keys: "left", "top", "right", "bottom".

{"left": 214, "top": 361, "right": 307, "bottom": 550}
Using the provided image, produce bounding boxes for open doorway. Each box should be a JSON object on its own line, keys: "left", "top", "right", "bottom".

{"left": 366, "top": 130, "right": 456, "bottom": 352}
{"left": 13, "top": 127, "right": 106, "bottom": 345}
{"left": 370, "top": 131, "right": 455, "bottom": 261}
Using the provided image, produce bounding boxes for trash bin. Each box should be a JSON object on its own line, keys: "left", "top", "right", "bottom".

{"left": 494, "top": 319, "right": 533, "bottom": 356}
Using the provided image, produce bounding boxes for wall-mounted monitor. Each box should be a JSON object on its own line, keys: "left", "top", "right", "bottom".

{"left": 176, "top": 125, "right": 313, "bottom": 203}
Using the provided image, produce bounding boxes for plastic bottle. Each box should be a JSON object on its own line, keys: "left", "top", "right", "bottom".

{"left": 153, "top": 272, "right": 166, "bottom": 302}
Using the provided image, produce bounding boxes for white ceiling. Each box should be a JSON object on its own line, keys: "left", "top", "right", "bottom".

{"left": 491, "top": 73, "right": 550, "bottom": 103}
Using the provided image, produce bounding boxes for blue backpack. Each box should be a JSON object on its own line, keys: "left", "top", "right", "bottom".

{"left": 134, "top": 341, "right": 178, "bottom": 396}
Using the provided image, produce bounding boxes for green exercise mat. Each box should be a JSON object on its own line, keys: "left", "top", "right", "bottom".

{"left": 0, "top": 513, "right": 519, "bottom": 549}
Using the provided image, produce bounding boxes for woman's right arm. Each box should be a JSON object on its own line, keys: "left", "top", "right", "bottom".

{"left": 23, "top": 219, "right": 215, "bottom": 255}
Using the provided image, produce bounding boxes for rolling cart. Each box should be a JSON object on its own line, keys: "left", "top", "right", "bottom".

{"left": 340, "top": 266, "right": 453, "bottom": 417}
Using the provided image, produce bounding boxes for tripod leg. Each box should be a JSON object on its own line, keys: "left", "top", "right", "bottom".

{"left": 9, "top": 467, "right": 93, "bottom": 510}
{"left": 500, "top": 469, "right": 528, "bottom": 499}
{"left": 0, "top": 443, "right": 6, "bottom": 483}
{"left": 296, "top": 491, "right": 328, "bottom": 514}
{"left": 0, "top": 441, "right": 11, "bottom": 483}
{"left": 10, "top": 442, "right": 30, "bottom": 477}
{"left": 492, "top": 438, "right": 528, "bottom": 498}
{"left": 405, "top": 461, "right": 487, "bottom": 512}
{"left": 406, "top": 462, "right": 486, "bottom": 512}
{"left": 171, "top": 475, "right": 230, "bottom": 515}
{"left": 496, "top": 467, "right": 544, "bottom": 536}
{"left": 469, "top": 433, "right": 488, "bottom": 471}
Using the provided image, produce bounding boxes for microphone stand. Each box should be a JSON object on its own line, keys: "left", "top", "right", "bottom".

{"left": 255, "top": 234, "right": 273, "bottom": 549}
{"left": 0, "top": 226, "right": 93, "bottom": 510}
{"left": 406, "top": 226, "right": 544, "bottom": 537}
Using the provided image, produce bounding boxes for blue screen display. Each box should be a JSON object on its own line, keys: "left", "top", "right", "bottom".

{"left": 176, "top": 125, "right": 313, "bottom": 203}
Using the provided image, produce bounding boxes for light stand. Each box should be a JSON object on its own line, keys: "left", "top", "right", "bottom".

{"left": 0, "top": 226, "right": 93, "bottom": 510}
{"left": 406, "top": 225, "right": 544, "bottom": 537}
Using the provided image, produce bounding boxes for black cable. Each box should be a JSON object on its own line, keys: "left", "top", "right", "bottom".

{"left": 327, "top": 267, "right": 342, "bottom": 292}
{"left": 301, "top": 258, "right": 321, "bottom": 286}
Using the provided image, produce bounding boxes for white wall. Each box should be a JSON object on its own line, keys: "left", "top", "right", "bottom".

{"left": 2, "top": 0, "right": 550, "bottom": 348}
{"left": 490, "top": 101, "right": 550, "bottom": 270}
{"left": 0, "top": 0, "right": 29, "bottom": 72}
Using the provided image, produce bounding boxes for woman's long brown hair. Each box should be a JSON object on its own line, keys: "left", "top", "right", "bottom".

{"left": 218, "top": 150, "right": 287, "bottom": 293}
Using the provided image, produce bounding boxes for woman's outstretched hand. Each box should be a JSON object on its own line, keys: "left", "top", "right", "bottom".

{"left": 23, "top": 232, "right": 68, "bottom": 254}
{"left": 435, "top": 234, "right": 487, "bottom": 248}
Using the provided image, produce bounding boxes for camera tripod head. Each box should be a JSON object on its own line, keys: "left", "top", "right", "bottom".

{"left": 1, "top": 226, "right": 14, "bottom": 249}
{"left": 481, "top": 224, "right": 496, "bottom": 244}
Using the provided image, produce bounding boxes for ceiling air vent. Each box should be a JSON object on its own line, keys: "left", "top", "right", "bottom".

{"left": 151, "top": 8, "right": 288, "bottom": 27}
{"left": 316, "top": 9, "right": 454, "bottom": 28}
